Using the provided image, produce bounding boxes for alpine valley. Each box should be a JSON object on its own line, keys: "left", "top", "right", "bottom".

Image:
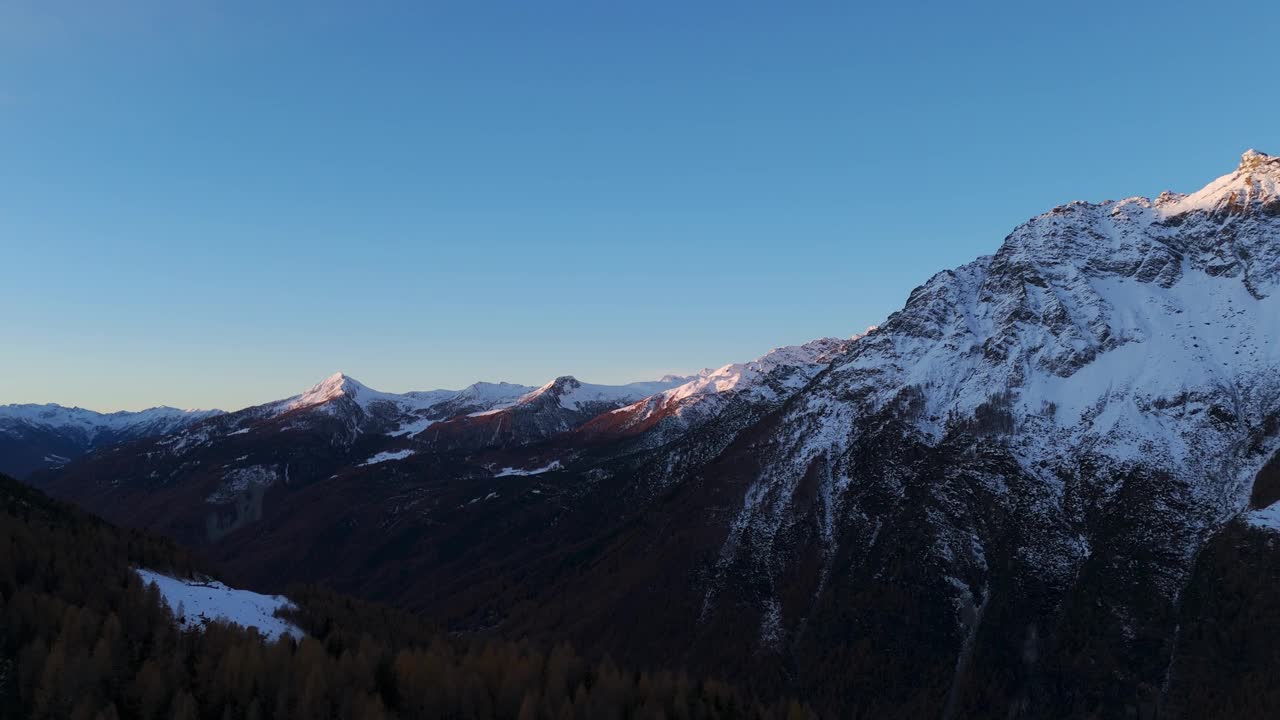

{"left": 16, "top": 151, "right": 1280, "bottom": 718}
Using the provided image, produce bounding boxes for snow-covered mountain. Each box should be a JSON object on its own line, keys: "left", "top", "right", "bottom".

{"left": 415, "top": 373, "right": 696, "bottom": 451}
{"left": 28, "top": 369, "right": 712, "bottom": 539}
{"left": 28, "top": 150, "right": 1280, "bottom": 717}
{"left": 31, "top": 343, "right": 853, "bottom": 544}
{"left": 681, "top": 149, "right": 1280, "bottom": 713}
{"left": 0, "top": 404, "right": 222, "bottom": 478}
{"left": 707, "top": 147, "right": 1280, "bottom": 611}
{"left": 119, "top": 372, "right": 538, "bottom": 456}
{"left": 582, "top": 336, "right": 858, "bottom": 443}
{"left": 264, "top": 372, "right": 537, "bottom": 438}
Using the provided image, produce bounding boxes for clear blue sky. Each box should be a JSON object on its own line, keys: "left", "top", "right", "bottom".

{"left": 2, "top": 0, "right": 1276, "bottom": 411}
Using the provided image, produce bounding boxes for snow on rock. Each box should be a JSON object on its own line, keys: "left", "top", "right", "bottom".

{"left": 599, "top": 337, "right": 858, "bottom": 437}
{"left": 493, "top": 460, "right": 562, "bottom": 477}
{"left": 1247, "top": 503, "right": 1280, "bottom": 532}
{"left": 1156, "top": 149, "right": 1280, "bottom": 218}
{"left": 465, "top": 492, "right": 501, "bottom": 505}
{"left": 388, "top": 417, "right": 436, "bottom": 437}
{"left": 270, "top": 373, "right": 536, "bottom": 438}
{"left": 452, "top": 381, "right": 539, "bottom": 406}
{"left": 517, "top": 376, "right": 692, "bottom": 412}
{"left": 279, "top": 374, "right": 532, "bottom": 416}
{"left": 808, "top": 149, "right": 1280, "bottom": 513}
{"left": 391, "top": 382, "right": 534, "bottom": 434}
{"left": 359, "top": 449, "right": 416, "bottom": 466}
{"left": 666, "top": 337, "right": 853, "bottom": 405}
{"left": 136, "top": 568, "right": 302, "bottom": 641}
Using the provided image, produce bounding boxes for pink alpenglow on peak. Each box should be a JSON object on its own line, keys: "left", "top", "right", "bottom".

{"left": 1155, "top": 148, "right": 1280, "bottom": 218}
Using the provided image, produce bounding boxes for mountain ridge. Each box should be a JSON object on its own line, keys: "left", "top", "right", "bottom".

{"left": 18, "top": 149, "right": 1280, "bottom": 717}
{"left": 0, "top": 403, "right": 223, "bottom": 478}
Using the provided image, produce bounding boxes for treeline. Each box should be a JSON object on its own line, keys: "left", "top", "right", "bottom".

{"left": 0, "top": 474, "right": 814, "bottom": 719}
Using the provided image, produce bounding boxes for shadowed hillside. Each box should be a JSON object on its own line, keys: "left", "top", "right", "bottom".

{"left": 0, "top": 473, "right": 812, "bottom": 720}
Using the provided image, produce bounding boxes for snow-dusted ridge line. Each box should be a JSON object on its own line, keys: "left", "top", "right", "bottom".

{"left": 0, "top": 403, "right": 223, "bottom": 437}
{"left": 513, "top": 375, "right": 695, "bottom": 411}
{"left": 494, "top": 460, "right": 562, "bottom": 477}
{"left": 136, "top": 568, "right": 302, "bottom": 641}
{"left": 601, "top": 336, "right": 863, "bottom": 433}
{"left": 281, "top": 373, "right": 458, "bottom": 414}
{"left": 663, "top": 335, "right": 861, "bottom": 405}
{"left": 262, "top": 373, "right": 538, "bottom": 437}
{"left": 269, "top": 372, "right": 699, "bottom": 435}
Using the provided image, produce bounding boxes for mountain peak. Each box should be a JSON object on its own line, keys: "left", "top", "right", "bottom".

{"left": 286, "top": 372, "right": 374, "bottom": 411}
{"left": 529, "top": 376, "right": 581, "bottom": 398}
{"left": 314, "top": 372, "right": 368, "bottom": 395}
{"left": 1155, "top": 149, "right": 1280, "bottom": 218}
{"left": 1238, "top": 148, "right": 1278, "bottom": 172}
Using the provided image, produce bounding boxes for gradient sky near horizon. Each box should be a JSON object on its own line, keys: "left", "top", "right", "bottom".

{"left": 3, "top": 0, "right": 1278, "bottom": 411}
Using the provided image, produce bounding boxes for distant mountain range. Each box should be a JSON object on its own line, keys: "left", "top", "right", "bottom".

{"left": 0, "top": 371, "right": 703, "bottom": 479}
{"left": 0, "top": 404, "right": 222, "bottom": 478}
{"left": 14, "top": 150, "right": 1280, "bottom": 717}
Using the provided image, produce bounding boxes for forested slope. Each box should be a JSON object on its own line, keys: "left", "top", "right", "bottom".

{"left": 0, "top": 474, "right": 811, "bottom": 720}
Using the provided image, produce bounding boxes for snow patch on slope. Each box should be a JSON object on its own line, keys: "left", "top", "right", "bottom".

{"left": 493, "top": 460, "right": 562, "bottom": 477}
{"left": 359, "top": 449, "right": 416, "bottom": 466}
{"left": 136, "top": 568, "right": 302, "bottom": 641}
{"left": 1247, "top": 503, "right": 1280, "bottom": 532}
